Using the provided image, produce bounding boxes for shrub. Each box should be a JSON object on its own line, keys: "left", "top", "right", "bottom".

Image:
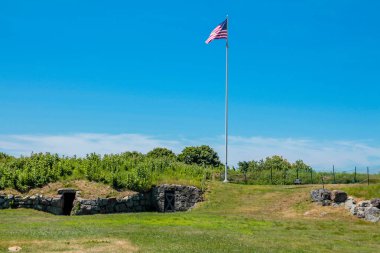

{"left": 147, "top": 148, "right": 176, "bottom": 160}
{"left": 178, "top": 145, "right": 221, "bottom": 167}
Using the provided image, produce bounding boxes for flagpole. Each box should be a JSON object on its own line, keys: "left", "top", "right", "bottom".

{"left": 223, "top": 15, "right": 229, "bottom": 183}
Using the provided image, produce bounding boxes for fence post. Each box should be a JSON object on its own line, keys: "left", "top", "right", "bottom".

{"left": 367, "top": 167, "right": 370, "bottom": 186}
{"left": 354, "top": 166, "right": 357, "bottom": 183}
{"left": 333, "top": 165, "right": 336, "bottom": 184}
{"left": 322, "top": 173, "right": 325, "bottom": 189}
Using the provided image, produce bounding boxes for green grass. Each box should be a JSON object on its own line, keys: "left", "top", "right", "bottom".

{"left": 0, "top": 182, "right": 379, "bottom": 252}
{"left": 342, "top": 183, "right": 380, "bottom": 199}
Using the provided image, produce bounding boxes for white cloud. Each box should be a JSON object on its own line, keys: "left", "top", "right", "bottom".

{"left": 0, "top": 133, "right": 180, "bottom": 157}
{"left": 219, "top": 136, "right": 380, "bottom": 172}
{"left": 0, "top": 133, "right": 379, "bottom": 172}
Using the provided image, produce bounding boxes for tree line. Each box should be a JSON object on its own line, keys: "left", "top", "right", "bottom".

{"left": 237, "top": 155, "right": 312, "bottom": 183}
{"left": 2, "top": 145, "right": 364, "bottom": 191}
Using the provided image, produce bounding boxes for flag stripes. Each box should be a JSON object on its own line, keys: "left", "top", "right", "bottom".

{"left": 205, "top": 19, "right": 228, "bottom": 44}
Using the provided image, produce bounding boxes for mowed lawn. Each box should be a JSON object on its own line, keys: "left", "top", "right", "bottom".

{"left": 0, "top": 182, "right": 379, "bottom": 252}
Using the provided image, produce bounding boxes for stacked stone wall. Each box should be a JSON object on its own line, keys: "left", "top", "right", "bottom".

{"left": 0, "top": 194, "right": 63, "bottom": 215}
{"left": 71, "top": 193, "right": 153, "bottom": 215}
{"left": 0, "top": 184, "right": 202, "bottom": 215}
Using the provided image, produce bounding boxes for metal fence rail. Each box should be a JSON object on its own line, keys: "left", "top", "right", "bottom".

{"left": 228, "top": 166, "right": 379, "bottom": 185}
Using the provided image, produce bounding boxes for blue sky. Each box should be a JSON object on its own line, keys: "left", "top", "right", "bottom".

{"left": 1, "top": 1, "right": 380, "bottom": 171}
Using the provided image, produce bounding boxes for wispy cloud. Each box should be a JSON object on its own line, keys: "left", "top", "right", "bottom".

{"left": 221, "top": 136, "right": 380, "bottom": 172}
{"left": 0, "top": 133, "right": 180, "bottom": 157}
{"left": 0, "top": 133, "right": 379, "bottom": 172}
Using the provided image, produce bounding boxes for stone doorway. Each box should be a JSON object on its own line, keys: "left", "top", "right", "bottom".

{"left": 62, "top": 192, "right": 76, "bottom": 215}
{"left": 164, "top": 190, "right": 175, "bottom": 212}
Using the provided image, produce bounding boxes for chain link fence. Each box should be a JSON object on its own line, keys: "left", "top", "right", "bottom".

{"left": 227, "top": 166, "right": 379, "bottom": 185}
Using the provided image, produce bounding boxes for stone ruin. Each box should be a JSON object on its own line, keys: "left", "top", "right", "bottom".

{"left": 310, "top": 188, "right": 380, "bottom": 223}
{"left": 0, "top": 184, "right": 202, "bottom": 216}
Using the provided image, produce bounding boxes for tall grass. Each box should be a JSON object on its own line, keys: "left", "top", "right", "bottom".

{"left": 341, "top": 184, "right": 380, "bottom": 199}
{"left": 0, "top": 152, "right": 219, "bottom": 192}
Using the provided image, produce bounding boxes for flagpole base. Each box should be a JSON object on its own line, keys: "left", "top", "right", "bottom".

{"left": 223, "top": 179, "right": 228, "bottom": 183}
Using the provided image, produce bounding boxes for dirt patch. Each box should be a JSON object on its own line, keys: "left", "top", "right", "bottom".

{"left": 25, "top": 180, "right": 137, "bottom": 199}
{"left": 8, "top": 246, "right": 22, "bottom": 252}
{"left": 5, "top": 239, "right": 138, "bottom": 253}
{"left": 56, "top": 239, "right": 138, "bottom": 253}
{"left": 232, "top": 184, "right": 360, "bottom": 221}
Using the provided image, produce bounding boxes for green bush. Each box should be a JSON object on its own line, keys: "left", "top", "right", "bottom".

{"left": 0, "top": 149, "right": 217, "bottom": 192}
{"left": 178, "top": 145, "right": 221, "bottom": 167}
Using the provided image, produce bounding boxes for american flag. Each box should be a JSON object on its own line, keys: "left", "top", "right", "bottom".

{"left": 205, "top": 19, "right": 228, "bottom": 44}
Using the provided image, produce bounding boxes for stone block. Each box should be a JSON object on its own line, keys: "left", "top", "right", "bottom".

{"left": 344, "top": 197, "right": 356, "bottom": 210}
{"left": 81, "top": 205, "right": 93, "bottom": 215}
{"left": 41, "top": 198, "right": 49, "bottom": 205}
{"left": 370, "top": 198, "right": 380, "bottom": 209}
{"left": 126, "top": 200, "right": 133, "bottom": 208}
{"left": 364, "top": 207, "right": 380, "bottom": 223}
{"left": 98, "top": 198, "right": 108, "bottom": 206}
{"left": 331, "top": 190, "right": 348, "bottom": 203}
{"left": 357, "top": 200, "right": 371, "bottom": 208}
{"left": 81, "top": 199, "right": 96, "bottom": 206}
{"left": 357, "top": 207, "right": 368, "bottom": 218}
{"left": 100, "top": 206, "right": 107, "bottom": 214}
{"left": 115, "top": 203, "right": 127, "bottom": 212}
{"left": 1, "top": 200, "right": 10, "bottom": 209}
{"left": 107, "top": 198, "right": 117, "bottom": 205}
{"left": 51, "top": 198, "right": 63, "bottom": 208}
{"left": 57, "top": 188, "right": 77, "bottom": 195}
{"left": 106, "top": 204, "right": 114, "bottom": 213}
{"left": 310, "top": 189, "right": 331, "bottom": 202}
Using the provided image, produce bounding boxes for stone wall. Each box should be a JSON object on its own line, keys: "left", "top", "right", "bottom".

{"left": 152, "top": 184, "right": 202, "bottom": 212}
{"left": 0, "top": 194, "right": 64, "bottom": 215}
{"left": 310, "top": 189, "right": 380, "bottom": 223}
{"left": 71, "top": 193, "right": 153, "bottom": 215}
{"left": 0, "top": 184, "right": 202, "bottom": 216}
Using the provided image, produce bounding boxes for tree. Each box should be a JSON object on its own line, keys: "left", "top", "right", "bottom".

{"left": 178, "top": 145, "right": 221, "bottom": 167}
{"left": 238, "top": 161, "right": 249, "bottom": 183}
{"left": 262, "top": 155, "right": 291, "bottom": 171}
{"left": 146, "top": 147, "right": 176, "bottom": 159}
{"left": 0, "top": 152, "right": 13, "bottom": 162}
{"left": 292, "top": 160, "right": 312, "bottom": 172}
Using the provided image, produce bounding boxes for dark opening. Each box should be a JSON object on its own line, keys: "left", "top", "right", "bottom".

{"left": 164, "top": 190, "right": 175, "bottom": 212}
{"left": 62, "top": 192, "right": 76, "bottom": 215}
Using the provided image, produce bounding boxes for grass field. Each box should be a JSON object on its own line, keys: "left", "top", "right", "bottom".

{"left": 0, "top": 182, "right": 379, "bottom": 252}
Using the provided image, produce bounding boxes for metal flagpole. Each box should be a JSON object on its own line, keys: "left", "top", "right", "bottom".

{"left": 223, "top": 15, "right": 229, "bottom": 183}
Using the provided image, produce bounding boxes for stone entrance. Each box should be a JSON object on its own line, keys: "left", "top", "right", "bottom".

{"left": 164, "top": 190, "right": 175, "bottom": 212}
{"left": 62, "top": 192, "right": 76, "bottom": 215}
{"left": 58, "top": 188, "right": 78, "bottom": 215}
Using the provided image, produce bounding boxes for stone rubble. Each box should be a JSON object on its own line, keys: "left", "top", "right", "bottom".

{"left": 310, "top": 189, "right": 380, "bottom": 223}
